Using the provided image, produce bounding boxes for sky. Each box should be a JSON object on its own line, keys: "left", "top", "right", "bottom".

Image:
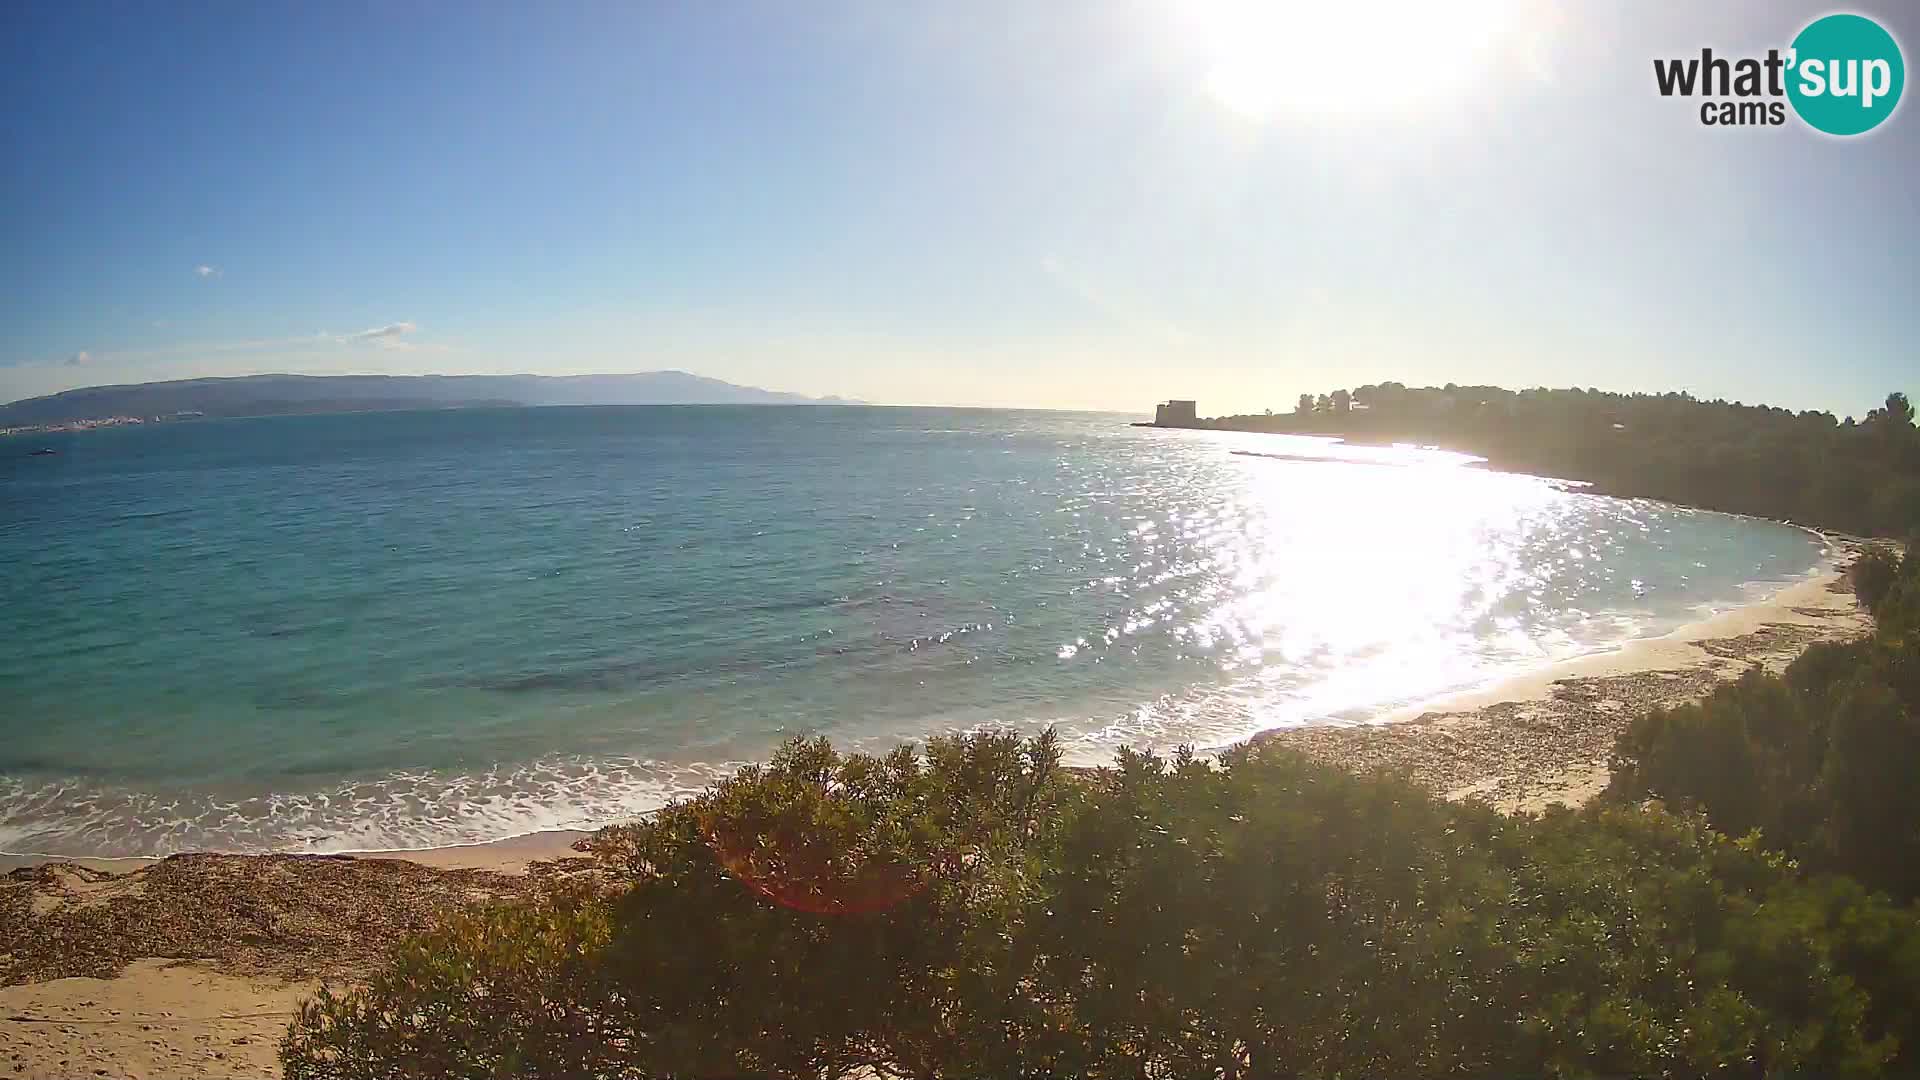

{"left": 2, "top": 1, "right": 1916, "bottom": 416}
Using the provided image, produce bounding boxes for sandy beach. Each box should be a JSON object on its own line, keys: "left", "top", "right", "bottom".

{"left": 1, "top": 845, "right": 598, "bottom": 1078}
{"left": 1253, "top": 551, "right": 1872, "bottom": 813}
{"left": 1, "top": 549, "right": 1875, "bottom": 1078}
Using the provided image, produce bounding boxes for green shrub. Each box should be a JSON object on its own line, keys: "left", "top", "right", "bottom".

{"left": 1787, "top": 874, "right": 1920, "bottom": 1068}
{"left": 283, "top": 734, "right": 1916, "bottom": 1078}
{"left": 1852, "top": 547, "right": 1902, "bottom": 616}
{"left": 1607, "top": 542, "right": 1920, "bottom": 901}
{"left": 280, "top": 886, "right": 624, "bottom": 1080}
{"left": 1014, "top": 747, "right": 1890, "bottom": 1077}
{"left": 1822, "top": 678, "right": 1920, "bottom": 898}
{"left": 589, "top": 730, "right": 1070, "bottom": 1079}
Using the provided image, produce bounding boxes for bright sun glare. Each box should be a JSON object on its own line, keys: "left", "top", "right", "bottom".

{"left": 1181, "top": 0, "right": 1524, "bottom": 119}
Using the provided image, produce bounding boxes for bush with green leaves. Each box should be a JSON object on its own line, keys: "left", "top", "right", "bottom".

{"left": 283, "top": 729, "right": 1920, "bottom": 1078}
{"left": 1851, "top": 547, "right": 1903, "bottom": 616}
{"left": 281, "top": 886, "right": 624, "bottom": 1080}
{"left": 1608, "top": 544, "right": 1920, "bottom": 900}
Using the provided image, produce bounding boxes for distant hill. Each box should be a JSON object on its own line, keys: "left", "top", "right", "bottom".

{"left": 0, "top": 372, "right": 861, "bottom": 427}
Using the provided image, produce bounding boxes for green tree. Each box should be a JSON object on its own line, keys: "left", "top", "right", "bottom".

{"left": 1867, "top": 391, "right": 1915, "bottom": 430}
{"left": 1219, "top": 383, "right": 1920, "bottom": 538}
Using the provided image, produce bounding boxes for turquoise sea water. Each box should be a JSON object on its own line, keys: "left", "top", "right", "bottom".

{"left": 0, "top": 406, "right": 1825, "bottom": 857}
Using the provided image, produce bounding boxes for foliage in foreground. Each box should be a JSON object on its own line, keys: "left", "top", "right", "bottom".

{"left": 284, "top": 728, "right": 1920, "bottom": 1078}
{"left": 282, "top": 887, "right": 620, "bottom": 1080}
{"left": 1608, "top": 542, "right": 1920, "bottom": 900}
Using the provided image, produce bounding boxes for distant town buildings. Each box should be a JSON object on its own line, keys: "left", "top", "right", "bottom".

{"left": 1154, "top": 400, "right": 1197, "bottom": 427}
{"left": 0, "top": 411, "right": 204, "bottom": 438}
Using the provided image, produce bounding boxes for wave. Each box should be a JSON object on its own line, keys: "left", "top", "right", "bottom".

{"left": 0, "top": 599, "right": 1798, "bottom": 862}
{"left": 0, "top": 756, "right": 739, "bottom": 860}
{"left": 3, "top": 549, "right": 1833, "bottom": 864}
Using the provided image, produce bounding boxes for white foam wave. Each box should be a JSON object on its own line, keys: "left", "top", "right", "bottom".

{"left": 2, "top": 545, "right": 1834, "bottom": 862}
{"left": 0, "top": 756, "right": 740, "bottom": 860}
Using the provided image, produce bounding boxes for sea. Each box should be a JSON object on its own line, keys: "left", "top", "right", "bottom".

{"left": 0, "top": 406, "right": 1828, "bottom": 858}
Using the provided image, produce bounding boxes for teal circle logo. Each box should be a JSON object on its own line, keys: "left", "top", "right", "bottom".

{"left": 1787, "top": 13, "right": 1904, "bottom": 135}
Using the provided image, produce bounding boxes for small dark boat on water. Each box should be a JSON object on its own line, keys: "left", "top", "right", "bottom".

{"left": 29, "top": 447, "right": 58, "bottom": 456}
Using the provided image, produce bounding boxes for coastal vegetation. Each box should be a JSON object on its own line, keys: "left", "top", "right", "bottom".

{"left": 284, "top": 550, "right": 1920, "bottom": 1079}
{"left": 276, "top": 394, "right": 1920, "bottom": 1079}
{"left": 1201, "top": 385, "right": 1920, "bottom": 538}
{"left": 1607, "top": 542, "right": 1920, "bottom": 901}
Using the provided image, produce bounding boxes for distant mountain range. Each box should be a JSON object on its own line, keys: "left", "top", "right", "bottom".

{"left": 0, "top": 372, "right": 861, "bottom": 427}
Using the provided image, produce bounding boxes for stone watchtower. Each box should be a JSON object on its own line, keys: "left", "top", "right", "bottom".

{"left": 1154, "top": 400, "right": 1197, "bottom": 427}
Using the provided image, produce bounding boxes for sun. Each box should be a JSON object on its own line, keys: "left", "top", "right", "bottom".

{"left": 1179, "top": 0, "right": 1525, "bottom": 120}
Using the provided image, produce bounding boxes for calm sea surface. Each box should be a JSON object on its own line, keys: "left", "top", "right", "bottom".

{"left": 0, "top": 406, "right": 1825, "bottom": 857}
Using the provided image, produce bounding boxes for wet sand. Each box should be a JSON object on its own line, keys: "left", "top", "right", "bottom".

{"left": 0, "top": 549, "right": 1875, "bottom": 1077}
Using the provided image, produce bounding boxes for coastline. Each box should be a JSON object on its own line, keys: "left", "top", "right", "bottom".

{"left": 381, "top": 550, "right": 1869, "bottom": 859}
{"left": 0, "top": 544, "right": 1875, "bottom": 1078}
{"left": 0, "top": 827, "right": 595, "bottom": 878}
{"left": 2, "top": 540, "right": 1863, "bottom": 878}
{"left": 388, "top": 543, "right": 1868, "bottom": 862}
{"left": 1250, "top": 545, "right": 1871, "bottom": 813}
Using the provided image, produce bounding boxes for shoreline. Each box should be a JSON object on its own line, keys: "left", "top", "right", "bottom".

{"left": 0, "top": 538, "right": 1860, "bottom": 877}
{"left": 0, "top": 544, "right": 1876, "bottom": 1078}
{"left": 1248, "top": 546, "right": 1870, "bottom": 813}
{"left": 0, "top": 827, "right": 597, "bottom": 878}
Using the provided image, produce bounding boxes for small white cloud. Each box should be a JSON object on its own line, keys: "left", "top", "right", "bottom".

{"left": 346, "top": 321, "right": 417, "bottom": 341}
{"left": 195, "top": 264, "right": 221, "bottom": 278}
{"left": 342, "top": 321, "right": 420, "bottom": 349}
{"left": 65, "top": 350, "right": 91, "bottom": 366}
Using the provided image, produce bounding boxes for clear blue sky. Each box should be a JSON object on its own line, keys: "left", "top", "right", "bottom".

{"left": 3, "top": 1, "right": 1915, "bottom": 415}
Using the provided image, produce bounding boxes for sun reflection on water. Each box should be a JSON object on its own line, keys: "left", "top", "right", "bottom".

{"left": 1032, "top": 435, "right": 1720, "bottom": 758}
